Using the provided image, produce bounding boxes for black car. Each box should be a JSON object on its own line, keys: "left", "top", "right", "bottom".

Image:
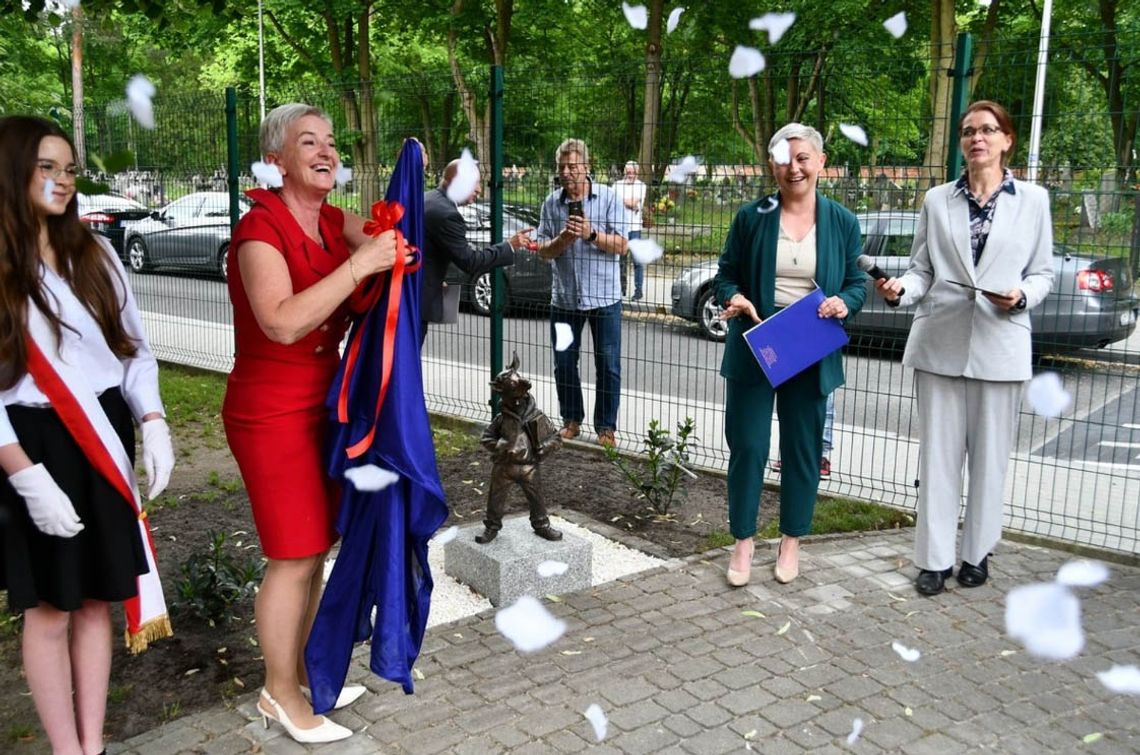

{"left": 77, "top": 193, "right": 151, "bottom": 257}
{"left": 445, "top": 203, "right": 552, "bottom": 315}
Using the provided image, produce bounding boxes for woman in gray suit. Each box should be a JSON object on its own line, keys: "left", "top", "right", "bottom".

{"left": 874, "top": 101, "right": 1054, "bottom": 596}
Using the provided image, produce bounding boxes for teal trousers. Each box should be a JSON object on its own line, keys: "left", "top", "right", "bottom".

{"left": 725, "top": 366, "right": 826, "bottom": 539}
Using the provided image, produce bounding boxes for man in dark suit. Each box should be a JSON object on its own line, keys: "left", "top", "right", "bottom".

{"left": 420, "top": 159, "right": 534, "bottom": 345}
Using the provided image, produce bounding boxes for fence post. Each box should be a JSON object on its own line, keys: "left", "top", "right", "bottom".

{"left": 225, "top": 87, "right": 240, "bottom": 232}
{"left": 945, "top": 33, "right": 973, "bottom": 181}
{"left": 489, "top": 64, "right": 505, "bottom": 417}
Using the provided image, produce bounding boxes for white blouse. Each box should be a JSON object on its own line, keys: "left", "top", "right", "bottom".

{"left": 774, "top": 224, "right": 817, "bottom": 307}
{"left": 0, "top": 236, "right": 164, "bottom": 447}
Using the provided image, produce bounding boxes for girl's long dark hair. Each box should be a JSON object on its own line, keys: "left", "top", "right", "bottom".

{"left": 0, "top": 115, "right": 138, "bottom": 389}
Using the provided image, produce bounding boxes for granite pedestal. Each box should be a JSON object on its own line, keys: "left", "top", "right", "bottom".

{"left": 443, "top": 517, "right": 592, "bottom": 606}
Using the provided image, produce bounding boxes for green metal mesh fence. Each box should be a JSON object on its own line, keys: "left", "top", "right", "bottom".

{"left": 82, "top": 28, "right": 1139, "bottom": 555}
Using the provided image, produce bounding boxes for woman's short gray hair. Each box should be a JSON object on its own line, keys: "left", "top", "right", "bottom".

{"left": 555, "top": 138, "right": 589, "bottom": 166}
{"left": 768, "top": 123, "right": 824, "bottom": 155}
{"left": 260, "top": 103, "right": 333, "bottom": 156}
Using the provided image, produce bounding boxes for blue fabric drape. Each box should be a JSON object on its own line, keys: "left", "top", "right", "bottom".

{"left": 304, "top": 141, "right": 448, "bottom": 713}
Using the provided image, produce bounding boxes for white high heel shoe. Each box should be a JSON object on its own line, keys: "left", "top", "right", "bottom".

{"left": 258, "top": 688, "right": 352, "bottom": 743}
{"left": 300, "top": 683, "right": 367, "bottom": 710}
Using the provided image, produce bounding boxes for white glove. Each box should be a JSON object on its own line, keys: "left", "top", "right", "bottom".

{"left": 8, "top": 464, "right": 84, "bottom": 538}
{"left": 141, "top": 418, "right": 174, "bottom": 500}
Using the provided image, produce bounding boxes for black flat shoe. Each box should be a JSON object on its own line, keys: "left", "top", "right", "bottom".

{"left": 957, "top": 556, "right": 989, "bottom": 587}
{"left": 915, "top": 567, "right": 953, "bottom": 596}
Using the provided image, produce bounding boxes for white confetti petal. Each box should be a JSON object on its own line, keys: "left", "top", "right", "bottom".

{"left": 666, "top": 7, "right": 684, "bottom": 34}
{"left": 251, "top": 161, "right": 284, "bottom": 188}
{"left": 756, "top": 196, "right": 779, "bottom": 214}
{"left": 891, "top": 640, "right": 921, "bottom": 662}
{"left": 1005, "top": 582, "right": 1084, "bottom": 660}
{"left": 847, "top": 717, "right": 864, "bottom": 745}
{"left": 537, "top": 560, "right": 569, "bottom": 577}
{"left": 1055, "top": 559, "right": 1109, "bottom": 587}
{"left": 1096, "top": 665, "right": 1140, "bottom": 695}
{"left": 583, "top": 703, "right": 607, "bottom": 741}
{"left": 728, "top": 46, "right": 766, "bottom": 79}
{"left": 839, "top": 123, "right": 869, "bottom": 147}
{"left": 748, "top": 12, "right": 796, "bottom": 45}
{"left": 1026, "top": 372, "right": 1072, "bottom": 418}
{"left": 553, "top": 322, "right": 574, "bottom": 352}
{"left": 770, "top": 138, "right": 791, "bottom": 165}
{"left": 335, "top": 163, "right": 352, "bottom": 188}
{"left": 42, "top": 178, "right": 56, "bottom": 204}
{"left": 125, "top": 75, "right": 156, "bottom": 129}
{"left": 343, "top": 464, "right": 400, "bottom": 492}
{"left": 445, "top": 148, "right": 479, "bottom": 204}
{"left": 883, "top": 11, "right": 907, "bottom": 39}
{"left": 435, "top": 525, "right": 459, "bottom": 545}
{"left": 628, "top": 238, "right": 664, "bottom": 266}
{"left": 495, "top": 595, "right": 566, "bottom": 653}
{"left": 621, "top": 2, "right": 647, "bottom": 30}
{"left": 666, "top": 155, "right": 700, "bottom": 183}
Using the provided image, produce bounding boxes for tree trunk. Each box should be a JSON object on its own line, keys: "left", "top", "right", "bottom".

{"left": 638, "top": 0, "right": 665, "bottom": 180}
{"left": 70, "top": 6, "right": 85, "bottom": 170}
{"left": 355, "top": 6, "right": 380, "bottom": 212}
{"left": 922, "top": 0, "right": 956, "bottom": 186}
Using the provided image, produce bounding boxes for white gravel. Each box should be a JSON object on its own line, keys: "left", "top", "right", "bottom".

{"left": 325, "top": 516, "right": 666, "bottom": 629}
{"left": 425, "top": 516, "right": 666, "bottom": 627}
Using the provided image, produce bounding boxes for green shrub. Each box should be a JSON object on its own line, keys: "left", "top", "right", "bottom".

{"left": 605, "top": 417, "right": 697, "bottom": 516}
{"left": 175, "top": 531, "right": 264, "bottom": 627}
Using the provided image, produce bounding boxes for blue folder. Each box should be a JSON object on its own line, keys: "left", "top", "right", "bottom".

{"left": 742, "top": 287, "right": 849, "bottom": 388}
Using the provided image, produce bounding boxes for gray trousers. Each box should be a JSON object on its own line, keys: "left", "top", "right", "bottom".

{"left": 914, "top": 371, "right": 1024, "bottom": 571}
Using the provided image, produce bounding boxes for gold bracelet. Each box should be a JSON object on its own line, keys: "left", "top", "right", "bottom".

{"left": 348, "top": 256, "right": 360, "bottom": 286}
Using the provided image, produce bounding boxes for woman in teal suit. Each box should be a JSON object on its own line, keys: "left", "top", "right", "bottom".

{"left": 713, "top": 123, "right": 866, "bottom": 586}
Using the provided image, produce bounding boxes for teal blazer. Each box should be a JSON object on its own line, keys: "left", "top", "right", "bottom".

{"left": 712, "top": 193, "right": 867, "bottom": 396}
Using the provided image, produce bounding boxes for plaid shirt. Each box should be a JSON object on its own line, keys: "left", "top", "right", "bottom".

{"left": 953, "top": 169, "right": 1016, "bottom": 266}
{"left": 537, "top": 181, "right": 624, "bottom": 310}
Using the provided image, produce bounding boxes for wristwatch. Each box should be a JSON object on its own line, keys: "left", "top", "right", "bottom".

{"left": 588, "top": 229, "right": 598, "bottom": 243}
{"left": 1013, "top": 293, "right": 1027, "bottom": 312}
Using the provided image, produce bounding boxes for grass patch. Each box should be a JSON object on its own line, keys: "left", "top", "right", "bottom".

{"left": 5, "top": 723, "right": 35, "bottom": 744}
{"left": 702, "top": 496, "right": 913, "bottom": 550}
{"left": 431, "top": 414, "right": 482, "bottom": 459}
{"left": 158, "top": 365, "right": 228, "bottom": 450}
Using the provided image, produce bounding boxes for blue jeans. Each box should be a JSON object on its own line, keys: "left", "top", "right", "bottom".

{"left": 628, "top": 230, "right": 644, "bottom": 296}
{"left": 551, "top": 302, "right": 622, "bottom": 431}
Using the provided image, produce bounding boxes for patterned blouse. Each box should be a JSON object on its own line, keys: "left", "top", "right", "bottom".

{"left": 952, "top": 169, "right": 1016, "bottom": 266}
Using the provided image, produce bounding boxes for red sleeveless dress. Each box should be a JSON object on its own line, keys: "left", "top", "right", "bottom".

{"left": 222, "top": 189, "right": 352, "bottom": 559}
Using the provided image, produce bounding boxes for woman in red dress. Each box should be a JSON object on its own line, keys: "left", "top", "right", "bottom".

{"left": 223, "top": 104, "right": 411, "bottom": 743}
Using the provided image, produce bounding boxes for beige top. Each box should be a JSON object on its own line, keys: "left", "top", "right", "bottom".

{"left": 774, "top": 224, "right": 817, "bottom": 306}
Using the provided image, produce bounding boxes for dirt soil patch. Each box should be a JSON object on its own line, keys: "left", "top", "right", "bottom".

{"left": 0, "top": 415, "right": 766, "bottom": 751}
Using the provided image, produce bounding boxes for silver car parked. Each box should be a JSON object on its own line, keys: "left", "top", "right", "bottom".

{"left": 671, "top": 210, "right": 1139, "bottom": 352}
{"left": 122, "top": 191, "right": 250, "bottom": 280}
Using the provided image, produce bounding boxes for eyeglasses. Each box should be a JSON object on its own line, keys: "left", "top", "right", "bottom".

{"left": 960, "top": 125, "right": 1004, "bottom": 139}
{"left": 37, "top": 161, "right": 81, "bottom": 180}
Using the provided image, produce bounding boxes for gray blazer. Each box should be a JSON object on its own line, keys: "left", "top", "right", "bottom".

{"left": 897, "top": 179, "right": 1055, "bottom": 382}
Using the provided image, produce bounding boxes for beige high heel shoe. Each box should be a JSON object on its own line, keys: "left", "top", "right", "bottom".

{"left": 258, "top": 688, "right": 353, "bottom": 744}
{"left": 774, "top": 537, "right": 799, "bottom": 584}
{"left": 300, "top": 683, "right": 367, "bottom": 710}
{"left": 726, "top": 539, "right": 755, "bottom": 587}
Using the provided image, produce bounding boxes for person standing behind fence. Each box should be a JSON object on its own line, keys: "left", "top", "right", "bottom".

{"left": 0, "top": 115, "right": 175, "bottom": 754}
{"left": 222, "top": 103, "right": 413, "bottom": 743}
{"left": 714, "top": 123, "right": 866, "bottom": 587}
{"left": 613, "top": 160, "right": 647, "bottom": 300}
{"left": 536, "top": 138, "right": 628, "bottom": 449}
{"left": 420, "top": 158, "right": 534, "bottom": 346}
{"left": 872, "top": 101, "right": 1054, "bottom": 597}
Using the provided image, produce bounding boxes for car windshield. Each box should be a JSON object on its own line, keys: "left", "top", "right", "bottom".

{"left": 78, "top": 194, "right": 146, "bottom": 212}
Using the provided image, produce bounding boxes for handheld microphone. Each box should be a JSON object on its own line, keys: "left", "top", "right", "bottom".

{"left": 857, "top": 255, "right": 904, "bottom": 297}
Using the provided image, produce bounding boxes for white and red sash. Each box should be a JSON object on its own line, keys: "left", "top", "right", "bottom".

{"left": 24, "top": 305, "right": 171, "bottom": 652}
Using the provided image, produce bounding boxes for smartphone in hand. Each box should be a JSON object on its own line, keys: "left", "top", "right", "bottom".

{"left": 567, "top": 200, "right": 584, "bottom": 217}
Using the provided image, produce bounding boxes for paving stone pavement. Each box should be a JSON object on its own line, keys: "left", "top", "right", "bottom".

{"left": 111, "top": 530, "right": 1139, "bottom": 754}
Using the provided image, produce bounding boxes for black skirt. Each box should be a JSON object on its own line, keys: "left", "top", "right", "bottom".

{"left": 0, "top": 388, "right": 149, "bottom": 612}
